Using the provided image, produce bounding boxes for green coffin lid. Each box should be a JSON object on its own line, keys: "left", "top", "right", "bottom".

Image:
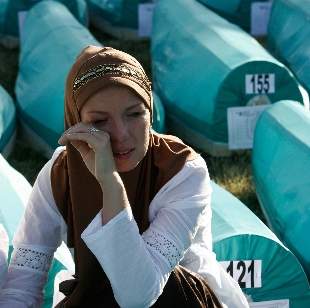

{"left": 15, "top": 1, "right": 99, "bottom": 156}
{"left": 197, "top": 0, "right": 270, "bottom": 32}
{"left": 0, "top": 154, "right": 74, "bottom": 307}
{"left": 152, "top": 0, "right": 306, "bottom": 154}
{"left": 0, "top": 85, "right": 16, "bottom": 154}
{"left": 87, "top": 0, "right": 150, "bottom": 38}
{"left": 211, "top": 181, "right": 310, "bottom": 306}
{"left": 268, "top": 0, "right": 310, "bottom": 94}
{"left": 252, "top": 100, "right": 310, "bottom": 281}
{"left": 0, "top": 0, "right": 88, "bottom": 38}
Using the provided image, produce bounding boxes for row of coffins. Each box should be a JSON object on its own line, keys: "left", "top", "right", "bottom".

{"left": 1, "top": 0, "right": 310, "bottom": 306}
{"left": 151, "top": 0, "right": 308, "bottom": 156}
{"left": 149, "top": 0, "right": 310, "bottom": 305}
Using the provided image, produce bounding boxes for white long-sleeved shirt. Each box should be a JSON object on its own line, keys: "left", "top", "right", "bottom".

{"left": 0, "top": 147, "right": 248, "bottom": 308}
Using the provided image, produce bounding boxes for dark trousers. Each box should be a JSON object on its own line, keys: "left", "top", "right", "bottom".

{"left": 56, "top": 266, "right": 222, "bottom": 307}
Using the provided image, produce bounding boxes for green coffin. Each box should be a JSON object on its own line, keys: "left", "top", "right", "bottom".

{"left": 152, "top": 0, "right": 306, "bottom": 156}
{"left": 87, "top": 0, "right": 151, "bottom": 39}
{"left": 211, "top": 181, "right": 310, "bottom": 306}
{"left": 0, "top": 0, "right": 88, "bottom": 39}
{"left": 197, "top": 0, "right": 270, "bottom": 32}
{"left": 252, "top": 100, "right": 310, "bottom": 281}
{"left": 0, "top": 85, "right": 16, "bottom": 157}
{"left": 0, "top": 154, "right": 75, "bottom": 307}
{"left": 268, "top": 0, "right": 310, "bottom": 94}
{"left": 15, "top": 1, "right": 99, "bottom": 157}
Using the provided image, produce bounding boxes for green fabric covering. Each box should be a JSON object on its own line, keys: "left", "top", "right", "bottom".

{"left": 152, "top": 91, "right": 166, "bottom": 133}
{"left": 0, "top": 85, "right": 16, "bottom": 152}
{"left": 211, "top": 181, "right": 310, "bottom": 306}
{"left": 252, "top": 100, "right": 310, "bottom": 280}
{"left": 0, "top": 155, "right": 74, "bottom": 307}
{"left": 152, "top": 0, "right": 305, "bottom": 151}
{"left": 197, "top": 0, "right": 270, "bottom": 32}
{"left": 0, "top": 0, "right": 88, "bottom": 38}
{"left": 87, "top": 0, "right": 150, "bottom": 30}
{"left": 15, "top": 1, "right": 100, "bottom": 151}
{"left": 268, "top": 0, "right": 310, "bottom": 94}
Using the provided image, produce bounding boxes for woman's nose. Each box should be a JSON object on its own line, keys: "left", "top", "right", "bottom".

{"left": 108, "top": 119, "right": 129, "bottom": 143}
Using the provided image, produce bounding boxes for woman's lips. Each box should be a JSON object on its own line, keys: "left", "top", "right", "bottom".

{"left": 113, "top": 149, "right": 134, "bottom": 160}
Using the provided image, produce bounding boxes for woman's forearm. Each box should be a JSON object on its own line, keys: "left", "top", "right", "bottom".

{"left": 100, "top": 172, "right": 130, "bottom": 225}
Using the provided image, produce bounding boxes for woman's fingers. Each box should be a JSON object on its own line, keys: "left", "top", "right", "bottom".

{"left": 57, "top": 123, "right": 116, "bottom": 184}
{"left": 58, "top": 123, "right": 110, "bottom": 150}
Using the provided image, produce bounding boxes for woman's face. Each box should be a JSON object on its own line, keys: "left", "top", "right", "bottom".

{"left": 80, "top": 85, "right": 151, "bottom": 172}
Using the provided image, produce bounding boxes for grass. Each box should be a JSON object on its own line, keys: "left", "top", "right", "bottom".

{"left": 0, "top": 26, "right": 264, "bottom": 221}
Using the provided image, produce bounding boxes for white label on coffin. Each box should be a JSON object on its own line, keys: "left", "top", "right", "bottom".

{"left": 220, "top": 260, "right": 262, "bottom": 288}
{"left": 138, "top": 3, "right": 155, "bottom": 37}
{"left": 227, "top": 105, "right": 268, "bottom": 150}
{"left": 251, "top": 2, "right": 273, "bottom": 36}
{"left": 249, "top": 299, "right": 289, "bottom": 308}
{"left": 18, "top": 11, "right": 28, "bottom": 41}
{"left": 246, "top": 74, "right": 275, "bottom": 94}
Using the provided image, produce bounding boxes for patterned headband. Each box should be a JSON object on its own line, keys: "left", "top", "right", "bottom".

{"left": 73, "top": 63, "right": 151, "bottom": 93}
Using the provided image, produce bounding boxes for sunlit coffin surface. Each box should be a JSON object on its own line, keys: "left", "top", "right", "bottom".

{"left": 211, "top": 181, "right": 310, "bottom": 306}
{"left": 15, "top": 1, "right": 99, "bottom": 158}
{"left": 253, "top": 100, "right": 310, "bottom": 280}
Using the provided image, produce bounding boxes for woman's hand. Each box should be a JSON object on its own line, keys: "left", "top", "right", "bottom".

{"left": 58, "top": 123, "right": 117, "bottom": 186}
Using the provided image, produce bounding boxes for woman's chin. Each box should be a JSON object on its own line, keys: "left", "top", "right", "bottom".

{"left": 115, "top": 160, "right": 137, "bottom": 173}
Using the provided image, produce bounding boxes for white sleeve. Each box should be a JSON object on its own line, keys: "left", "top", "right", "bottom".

{"left": 81, "top": 156, "right": 211, "bottom": 308}
{"left": 0, "top": 149, "right": 67, "bottom": 308}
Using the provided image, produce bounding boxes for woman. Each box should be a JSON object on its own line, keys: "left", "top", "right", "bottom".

{"left": 0, "top": 46, "right": 248, "bottom": 307}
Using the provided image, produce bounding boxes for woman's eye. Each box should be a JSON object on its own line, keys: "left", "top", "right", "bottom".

{"left": 128, "top": 111, "right": 146, "bottom": 118}
{"left": 93, "top": 120, "right": 107, "bottom": 129}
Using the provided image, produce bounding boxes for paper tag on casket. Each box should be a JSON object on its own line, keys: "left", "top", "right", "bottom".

{"left": 249, "top": 299, "right": 289, "bottom": 308}
{"left": 251, "top": 2, "right": 273, "bottom": 36}
{"left": 138, "top": 3, "right": 155, "bottom": 37}
{"left": 220, "top": 260, "right": 262, "bottom": 289}
{"left": 18, "top": 11, "right": 28, "bottom": 41}
{"left": 227, "top": 105, "right": 269, "bottom": 150}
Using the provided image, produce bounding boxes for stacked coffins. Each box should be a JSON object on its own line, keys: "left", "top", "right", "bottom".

{"left": 152, "top": 0, "right": 306, "bottom": 156}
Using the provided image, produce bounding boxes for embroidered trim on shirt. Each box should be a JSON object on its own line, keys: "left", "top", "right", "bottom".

{"left": 145, "top": 230, "right": 181, "bottom": 268}
{"left": 10, "top": 247, "right": 53, "bottom": 273}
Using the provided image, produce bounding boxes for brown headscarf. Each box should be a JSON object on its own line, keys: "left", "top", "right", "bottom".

{"left": 51, "top": 46, "right": 197, "bottom": 306}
